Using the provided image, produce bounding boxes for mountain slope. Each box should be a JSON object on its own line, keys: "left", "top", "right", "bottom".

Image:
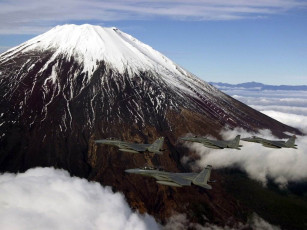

{"left": 0, "top": 24, "right": 301, "bottom": 227}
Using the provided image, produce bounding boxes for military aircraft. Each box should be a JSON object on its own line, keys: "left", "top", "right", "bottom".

{"left": 181, "top": 135, "right": 242, "bottom": 150}
{"left": 94, "top": 137, "right": 165, "bottom": 154}
{"left": 241, "top": 135, "right": 297, "bottom": 149}
{"left": 125, "top": 165, "right": 214, "bottom": 189}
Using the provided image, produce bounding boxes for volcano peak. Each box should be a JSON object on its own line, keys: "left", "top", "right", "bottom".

{"left": 2, "top": 24, "right": 188, "bottom": 76}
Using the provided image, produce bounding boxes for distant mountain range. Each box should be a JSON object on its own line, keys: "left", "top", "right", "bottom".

{"left": 210, "top": 81, "right": 307, "bottom": 91}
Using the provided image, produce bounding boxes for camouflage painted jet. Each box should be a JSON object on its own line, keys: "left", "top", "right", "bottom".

{"left": 125, "top": 165, "right": 213, "bottom": 189}
{"left": 181, "top": 135, "right": 242, "bottom": 150}
{"left": 241, "top": 135, "right": 297, "bottom": 149}
{"left": 95, "top": 137, "right": 165, "bottom": 154}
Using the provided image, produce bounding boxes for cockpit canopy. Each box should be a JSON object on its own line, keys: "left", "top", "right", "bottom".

{"left": 141, "top": 166, "right": 164, "bottom": 171}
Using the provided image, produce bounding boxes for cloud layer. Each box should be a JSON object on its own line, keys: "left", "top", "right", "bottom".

{"left": 186, "top": 128, "right": 307, "bottom": 187}
{"left": 226, "top": 88, "right": 307, "bottom": 127}
{"left": 261, "top": 110, "right": 307, "bottom": 134}
{"left": 227, "top": 89, "right": 307, "bottom": 116}
{"left": 184, "top": 87, "right": 307, "bottom": 187}
{"left": 0, "top": 167, "right": 159, "bottom": 230}
{"left": 0, "top": 167, "right": 280, "bottom": 230}
{"left": 1, "top": 0, "right": 307, "bottom": 34}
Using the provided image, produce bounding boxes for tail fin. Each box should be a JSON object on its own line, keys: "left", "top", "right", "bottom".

{"left": 228, "top": 135, "right": 241, "bottom": 149}
{"left": 192, "top": 165, "right": 212, "bottom": 189}
{"left": 285, "top": 135, "right": 297, "bottom": 148}
{"left": 147, "top": 137, "right": 165, "bottom": 154}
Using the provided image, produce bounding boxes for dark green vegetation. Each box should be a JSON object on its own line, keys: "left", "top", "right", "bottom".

{"left": 222, "top": 169, "right": 307, "bottom": 230}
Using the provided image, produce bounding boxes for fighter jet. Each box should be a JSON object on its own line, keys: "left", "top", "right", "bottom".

{"left": 241, "top": 135, "right": 297, "bottom": 149}
{"left": 181, "top": 135, "right": 242, "bottom": 150}
{"left": 95, "top": 137, "right": 165, "bottom": 154}
{"left": 125, "top": 165, "right": 213, "bottom": 189}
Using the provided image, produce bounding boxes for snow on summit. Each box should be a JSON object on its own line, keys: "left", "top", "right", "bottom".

{"left": 0, "top": 24, "right": 218, "bottom": 99}
{"left": 1, "top": 24, "right": 188, "bottom": 77}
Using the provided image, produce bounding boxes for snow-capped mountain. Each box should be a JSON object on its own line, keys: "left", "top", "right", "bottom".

{"left": 0, "top": 25, "right": 297, "bottom": 135}
{"left": 0, "top": 24, "right": 300, "bottom": 226}
{"left": 0, "top": 25, "right": 225, "bottom": 130}
{"left": 2, "top": 25, "right": 191, "bottom": 80}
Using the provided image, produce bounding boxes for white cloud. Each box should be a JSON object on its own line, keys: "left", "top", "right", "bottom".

{"left": 252, "top": 105, "right": 307, "bottom": 116}
{"left": 226, "top": 89, "right": 307, "bottom": 116}
{"left": 232, "top": 94, "right": 307, "bottom": 108}
{"left": 0, "top": 0, "right": 306, "bottom": 34}
{"left": 0, "top": 166, "right": 281, "bottom": 230}
{"left": 224, "top": 89, "right": 307, "bottom": 128}
{"left": 0, "top": 167, "right": 160, "bottom": 230}
{"left": 185, "top": 128, "right": 307, "bottom": 187}
{"left": 261, "top": 110, "right": 307, "bottom": 134}
{"left": 163, "top": 213, "right": 280, "bottom": 230}
{"left": 227, "top": 89, "right": 307, "bottom": 98}
{"left": 247, "top": 214, "right": 280, "bottom": 230}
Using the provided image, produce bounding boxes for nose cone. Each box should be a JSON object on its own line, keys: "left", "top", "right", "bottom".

{"left": 94, "top": 139, "right": 109, "bottom": 144}
{"left": 181, "top": 137, "right": 192, "bottom": 141}
{"left": 125, "top": 169, "right": 140, "bottom": 174}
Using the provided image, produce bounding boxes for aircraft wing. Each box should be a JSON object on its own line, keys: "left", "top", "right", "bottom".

{"left": 117, "top": 143, "right": 132, "bottom": 149}
{"left": 95, "top": 140, "right": 124, "bottom": 148}
{"left": 203, "top": 140, "right": 225, "bottom": 149}
{"left": 261, "top": 141, "right": 283, "bottom": 148}
{"left": 126, "top": 143, "right": 148, "bottom": 151}
{"left": 168, "top": 174, "right": 192, "bottom": 186}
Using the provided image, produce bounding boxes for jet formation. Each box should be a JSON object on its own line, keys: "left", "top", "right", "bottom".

{"left": 241, "top": 135, "right": 297, "bottom": 149}
{"left": 181, "top": 135, "right": 242, "bottom": 150}
{"left": 94, "top": 134, "right": 297, "bottom": 190}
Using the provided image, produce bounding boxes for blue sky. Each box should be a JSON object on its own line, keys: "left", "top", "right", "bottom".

{"left": 0, "top": 0, "right": 306, "bottom": 85}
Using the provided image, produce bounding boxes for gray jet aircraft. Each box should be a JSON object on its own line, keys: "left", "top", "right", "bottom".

{"left": 181, "top": 135, "right": 242, "bottom": 150}
{"left": 241, "top": 135, "right": 297, "bottom": 149}
{"left": 95, "top": 137, "right": 165, "bottom": 154}
{"left": 125, "top": 165, "right": 213, "bottom": 189}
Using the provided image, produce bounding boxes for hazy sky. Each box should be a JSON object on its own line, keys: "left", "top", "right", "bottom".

{"left": 0, "top": 0, "right": 306, "bottom": 85}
